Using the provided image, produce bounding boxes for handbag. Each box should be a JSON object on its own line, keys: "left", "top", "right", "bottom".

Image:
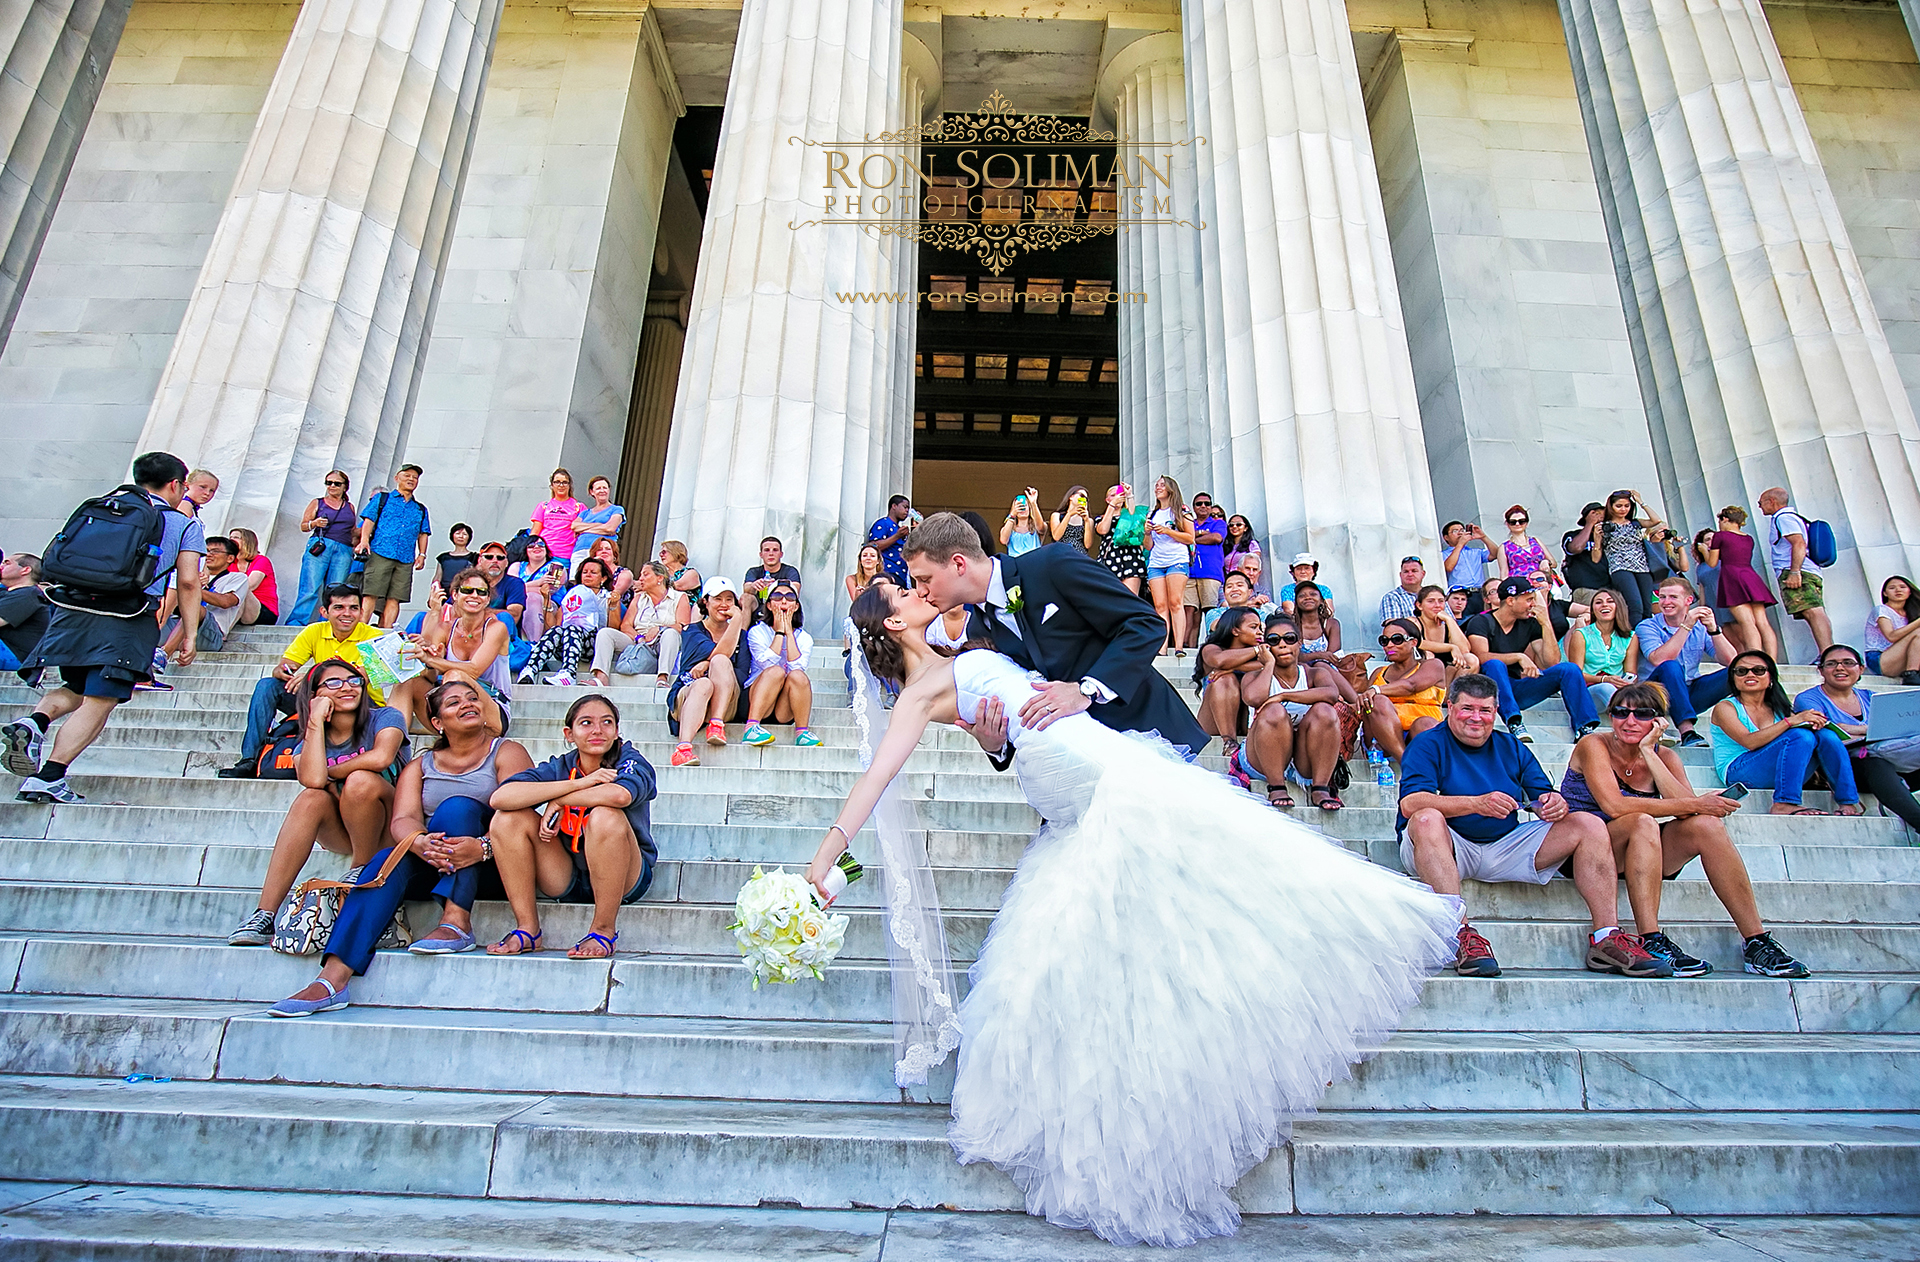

{"left": 353, "top": 492, "right": 390, "bottom": 563}
{"left": 270, "top": 842, "right": 415, "bottom": 956}
{"left": 308, "top": 536, "right": 327, "bottom": 557}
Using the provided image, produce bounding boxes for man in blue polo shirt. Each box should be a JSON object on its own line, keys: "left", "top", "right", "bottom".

{"left": 1635, "top": 574, "right": 1737, "bottom": 747}
{"left": 1397, "top": 672, "right": 1667, "bottom": 980}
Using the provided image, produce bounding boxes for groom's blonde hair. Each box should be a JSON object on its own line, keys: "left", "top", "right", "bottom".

{"left": 902, "top": 511, "right": 987, "bottom": 564}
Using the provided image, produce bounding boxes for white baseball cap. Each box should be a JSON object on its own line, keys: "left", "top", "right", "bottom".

{"left": 703, "top": 576, "right": 737, "bottom": 598}
{"left": 1290, "top": 552, "right": 1319, "bottom": 569}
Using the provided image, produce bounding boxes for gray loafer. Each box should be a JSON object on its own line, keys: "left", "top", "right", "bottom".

{"left": 269, "top": 977, "right": 350, "bottom": 1017}
{"left": 408, "top": 924, "right": 478, "bottom": 955}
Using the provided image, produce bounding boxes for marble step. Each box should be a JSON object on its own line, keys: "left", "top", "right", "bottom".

{"left": 0, "top": 1075, "right": 1913, "bottom": 1214}
{"left": 1, "top": 995, "right": 1913, "bottom": 1114}
{"left": 10, "top": 936, "right": 1917, "bottom": 1032}
{"left": 0, "top": 882, "right": 1914, "bottom": 970}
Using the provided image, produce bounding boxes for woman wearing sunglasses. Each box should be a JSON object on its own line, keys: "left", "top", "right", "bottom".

{"left": 226, "top": 659, "right": 410, "bottom": 946}
{"left": 1193, "top": 606, "right": 1264, "bottom": 783}
{"left": 1709, "top": 651, "right": 1862, "bottom": 816}
{"left": 290, "top": 470, "right": 357, "bottom": 625}
{"left": 386, "top": 567, "right": 512, "bottom": 737}
{"left": 1360, "top": 618, "right": 1446, "bottom": 763}
{"left": 1238, "top": 614, "right": 1350, "bottom": 811}
{"left": 742, "top": 583, "right": 820, "bottom": 748}
{"left": 1561, "top": 681, "right": 1809, "bottom": 977}
{"left": 1499, "top": 504, "right": 1559, "bottom": 589}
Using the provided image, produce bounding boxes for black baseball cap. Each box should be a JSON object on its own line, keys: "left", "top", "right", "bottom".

{"left": 1496, "top": 576, "right": 1533, "bottom": 599}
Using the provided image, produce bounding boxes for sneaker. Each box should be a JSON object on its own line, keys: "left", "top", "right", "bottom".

{"left": 16, "top": 776, "right": 82, "bottom": 804}
{"left": 227, "top": 908, "right": 276, "bottom": 946}
{"left": 268, "top": 977, "right": 349, "bottom": 1017}
{"left": 1902, "top": 670, "right": 1920, "bottom": 688}
{"left": 546, "top": 671, "right": 575, "bottom": 687}
{"left": 1640, "top": 930, "right": 1712, "bottom": 977}
{"left": 704, "top": 719, "right": 727, "bottom": 747}
{"left": 1678, "top": 729, "right": 1708, "bottom": 748}
{"left": 1, "top": 719, "right": 42, "bottom": 777}
{"left": 1576, "top": 720, "right": 1602, "bottom": 738}
{"left": 1587, "top": 930, "right": 1673, "bottom": 978}
{"left": 1742, "top": 932, "right": 1810, "bottom": 978}
{"left": 133, "top": 679, "right": 174, "bottom": 692}
{"left": 670, "top": 742, "right": 699, "bottom": 768}
{"left": 1454, "top": 924, "right": 1500, "bottom": 977}
{"left": 215, "top": 758, "right": 257, "bottom": 780}
{"left": 742, "top": 722, "right": 774, "bottom": 747}
{"left": 794, "top": 728, "right": 822, "bottom": 748}
{"left": 1506, "top": 717, "right": 1533, "bottom": 743}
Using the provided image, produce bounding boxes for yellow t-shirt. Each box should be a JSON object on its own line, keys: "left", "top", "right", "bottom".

{"left": 285, "top": 621, "right": 386, "bottom": 705}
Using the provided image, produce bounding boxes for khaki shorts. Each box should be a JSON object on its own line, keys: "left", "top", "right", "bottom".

{"left": 1183, "top": 577, "right": 1222, "bottom": 610}
{"left": 360, "top": 553, "right": 416, "bottom": 603}
{"left": 1400, "top": 819, "right": 1556, "bottom": 886}
{"left": 1778, "top": 569, "right": 1824, "bottom": 616}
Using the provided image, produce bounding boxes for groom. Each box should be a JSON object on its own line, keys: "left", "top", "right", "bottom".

{"left": 904, "top": 512, "right": 1207, "bottom": 759}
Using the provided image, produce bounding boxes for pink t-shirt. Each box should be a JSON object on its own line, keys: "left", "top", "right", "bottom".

{"left": 247, "top": 556, "right": 279, "bottom": 616}
{"left": 531, "top": 498, "right": 584, "bottom": 562}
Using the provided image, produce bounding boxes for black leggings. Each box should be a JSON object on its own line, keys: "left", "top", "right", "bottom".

{"left": 1610, "top": 570, "right": 1656, "bottom": 627}
{"left": 1854, "top": 755, "right": 1920, "bottom": 834}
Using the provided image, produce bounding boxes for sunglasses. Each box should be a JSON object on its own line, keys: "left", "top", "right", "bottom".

{"left": 1609, "top": 706, "right": 1662, "bottom": 720}
{"left": 455, "top": 585, "right": 490, "bottom": 597}
{"left": 1264, "top": 632, "right": 1300, "bottom": 645}
{"left": 1507, "top": 517, "right": 1528, "bottom": 525}
{"left": 1730, "top": 664, "right": 1770, "bottom": 677}
{"left": 769, "top": 591, "right": 798, "bottom": 601}
{"left": 480, "top": 553, "right": 507, "bottom": 561}
{"left": 1378, "top": 634, "right": 1415, "bottom": 646}
{"left": 317, "top": 676, "right": 363, "bottom": 691}
{"left": 324, "top": 479, "right": 346, "bottom": 487}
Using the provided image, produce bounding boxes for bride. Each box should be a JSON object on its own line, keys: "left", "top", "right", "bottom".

{"left": 805, "top": 580, "right": 1463, "bottom": 1247}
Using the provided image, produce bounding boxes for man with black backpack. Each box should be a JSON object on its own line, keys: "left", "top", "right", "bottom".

{"left": 2, "top": 452, "right": 205, "bottom": 804}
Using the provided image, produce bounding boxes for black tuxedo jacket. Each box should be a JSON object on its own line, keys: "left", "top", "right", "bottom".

{"left": 968, "top": 544, "right": 1208, "bottom": 757}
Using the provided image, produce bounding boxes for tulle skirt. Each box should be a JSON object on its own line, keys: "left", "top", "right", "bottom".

{"left": 947, "top": 721, "right": 1461, "bottom": 1247}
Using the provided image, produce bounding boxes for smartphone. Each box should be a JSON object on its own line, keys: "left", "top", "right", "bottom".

{"left": 542, "top": 804, "right": 564, "bottom": 833}
{"left": 1719, "top": 783, "right": 1750, "bottom": 801}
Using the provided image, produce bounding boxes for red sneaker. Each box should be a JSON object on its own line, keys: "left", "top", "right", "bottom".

{"left": 1587, "top": 930, "right": 1673, "bottom": 978}
{"left": 704, "top": 719, "right": 727, "bottom": 747}
{"left": 670, "top": 742, "right": 699, "bottom": 767}
{"left": 1455, "top": 924, "right": 1500, "bottom": 977}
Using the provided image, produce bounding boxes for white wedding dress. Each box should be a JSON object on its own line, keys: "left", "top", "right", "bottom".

{"left": 944, "top": 649, "right": 1461, "bottom": 1247}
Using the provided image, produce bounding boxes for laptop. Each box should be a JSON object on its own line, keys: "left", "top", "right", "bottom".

{"left": 1866, "top": 688, "right": 1920, "bottom": 743}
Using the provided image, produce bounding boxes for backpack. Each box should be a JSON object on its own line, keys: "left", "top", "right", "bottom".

{"left": 41, "top": 485, "right": 175, "bottom": 614}
{"left": 1771, "top": 510, "right": 1838, "bottom": 569}
{"left": 503, "top": 528, "right": 537, "bottom": 565}
{"left": 255, "top": 718, "right": 303, "bottom": 780}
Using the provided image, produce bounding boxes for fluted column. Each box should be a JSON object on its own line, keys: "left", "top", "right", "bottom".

{"left": 0, "top": 0, "right": 131, "bottom": 348}
{"left": 1560, "top": 0, "right": 1920, "bottom": 638}
{"left": 617, "top": 298, "right": 688, "bottom": 569}
{"left": 1099, "top": 33, "right": 1206, "bottom": 497}
{"left": 1182, "top": 0, "right": 1439, "bottom": 612}
{"left": 137, "top": 0, "right": 503, "bottom": 555}
{"left": 657, "top": 0, "right": 906, "bottom": 613}
{"left": 886, "top": 30, "right": 938, "bottom": 502}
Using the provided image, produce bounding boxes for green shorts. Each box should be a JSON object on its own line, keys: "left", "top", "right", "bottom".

{"left": 1777, "top": 569, "right": 1823, "bottom": 616}
{"left": 360, "top": 553, "right": 416, "bottom": 603}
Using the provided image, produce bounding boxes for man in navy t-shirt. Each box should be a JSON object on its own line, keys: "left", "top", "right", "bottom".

{"left": 868, "top": 494, "right": 914, "bottom": 584}
{"left": 1396, "top": 672, "right": 1667, "bottom": 980}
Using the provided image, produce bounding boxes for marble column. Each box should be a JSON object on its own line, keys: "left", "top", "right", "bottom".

{"left": 617, "top": 298, "right": 687, "bottom": 568}
{"left": 1182, "top": 0, "right": 1440, "bottom": 612}
{"left": 886, "top": 29, "right": 938, "bottom": 501}
{"left": 1098, "top": 31, "right": 1208, "bottom": 498}
{"left": 0, "top": 0, "right": 132, "bottom": 348}
{"left": 656, "top": 0, "right": 906, "bottom": 616}
{"left": 1560, "top": 0, "right": 1920, "bottom": 641}
{"left": 136, "top": 0, "right": 503, "bottom": 555}
{"left": 1899, "top": 0, "right": 1920, "bottom": 65}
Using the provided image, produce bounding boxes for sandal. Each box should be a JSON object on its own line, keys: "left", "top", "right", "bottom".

{"left": 1836, "top": 803, "right": 1865, "bottom": 817}
{"left": 569, "top": 930, "right": 618, "bottom": 960}
{"left": 1783, "top": 807, "right": 1829, "bottom": 816}
{"left": 1310, "top": 784, "right": 1344, "bottom": 812}
{"left": 488, "top": 928, "right": 542, "bottom": 956}
{"left": 1265, "top": 783, "right": 1295, "bottom": 809}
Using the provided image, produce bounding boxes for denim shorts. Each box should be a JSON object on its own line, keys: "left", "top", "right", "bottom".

{"left": 1146, "top": 562, "right": 1189, "bottom": 581}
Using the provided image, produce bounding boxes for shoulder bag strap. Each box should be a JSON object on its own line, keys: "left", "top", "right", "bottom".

{"left": 291, "top": 834, "right": 413, "bottom": 898}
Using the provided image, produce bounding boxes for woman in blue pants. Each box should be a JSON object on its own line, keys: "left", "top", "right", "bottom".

{"left": 1709, "top": 651, "right": 1862, "bottom": 817}
{"left": 270, "top": 676, "right": 533, "bottom": 1015}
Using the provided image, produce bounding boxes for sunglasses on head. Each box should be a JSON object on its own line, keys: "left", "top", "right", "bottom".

{"left": 1378, "top": 634, "right": 1414, "bottom": 647}
{"left": 1731, "top": 664, "right": 1770, "bottom": 677}
{"left": 1609, "top": 706, "right": 1662, "bottom": 720}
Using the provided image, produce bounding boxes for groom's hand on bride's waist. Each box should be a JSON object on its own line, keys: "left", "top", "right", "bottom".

{"left": 1022, "top": 680, "right": 1092, "bottom": 731}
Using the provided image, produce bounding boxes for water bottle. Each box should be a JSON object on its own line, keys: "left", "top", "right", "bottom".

{"left": 1371, "top": 742, "right": 1394, "bottom": 790}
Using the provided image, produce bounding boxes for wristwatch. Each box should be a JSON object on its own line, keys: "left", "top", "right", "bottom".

{"left": 1078, "top": 678, "right": 1101, "bottom": 701}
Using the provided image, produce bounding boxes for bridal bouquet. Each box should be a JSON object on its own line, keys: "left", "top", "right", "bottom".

{"left": 729, "top": 860, "right": 858, "bottom": 987}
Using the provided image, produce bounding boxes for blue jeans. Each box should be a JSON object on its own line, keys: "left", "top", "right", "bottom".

{"left": 290, "top": 537, "right": 354, "bottom": 625}
{"left": 243, "top": 677, "right": 297, "bottom": 761}
{"left": 325, "top": 796, "right": 492, "bottom": 974}
{"left": 1641, "top": 661, "right": 1734, "bottom": 723}
{"left": 1724, "top": 728, "right": 1859, "bottom": 806}
{"left": 1480, "top": 659, "right": 1598, "bottom": 727}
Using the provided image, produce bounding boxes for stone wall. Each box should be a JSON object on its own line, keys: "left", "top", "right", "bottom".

{"left": 401, "top": 1, "right": 679, "bottom": 558}
{"left": 0, "top": 0, "right": 297, "bottom": 551}
{"left": 1361, "top": 0, "right": 1663, "bottom": 543}
{"left": 1769, "top": 0, "right": 1920, "bottom": 436}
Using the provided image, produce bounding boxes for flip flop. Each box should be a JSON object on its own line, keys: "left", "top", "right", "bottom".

{"left": 1784, "top": 807, "right": 1829, "bottom": 816}
{"left": 488, "top": 928, "right": 542, "bottom": 956}
{"left": 569, "top": 930, "right": 618, "bottom": 960}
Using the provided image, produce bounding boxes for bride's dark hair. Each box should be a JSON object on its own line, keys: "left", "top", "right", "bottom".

{"left": 851, "top": 584, "right": 908, "bottom": 685}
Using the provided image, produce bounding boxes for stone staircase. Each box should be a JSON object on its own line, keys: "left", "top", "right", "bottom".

{"left": 0, "top": 624, "right": 1916, "bottom": 1250}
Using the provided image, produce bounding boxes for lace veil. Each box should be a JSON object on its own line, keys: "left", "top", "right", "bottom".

{"left": 844, "top": 616, "right": 963, "bottom": 1086}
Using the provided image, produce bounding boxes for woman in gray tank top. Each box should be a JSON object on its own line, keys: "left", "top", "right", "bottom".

{"left": 266, "top": 677, "right": 534, "bottom": 1017}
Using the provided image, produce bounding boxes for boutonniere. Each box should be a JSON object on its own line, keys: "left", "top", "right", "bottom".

{"left": 1004, "top": 585, "right": 1025, "bottom": 615}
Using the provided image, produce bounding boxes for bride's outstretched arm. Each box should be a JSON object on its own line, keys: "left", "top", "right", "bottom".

{"left": 805, "top": 686, "right": 936, "bottom": 901}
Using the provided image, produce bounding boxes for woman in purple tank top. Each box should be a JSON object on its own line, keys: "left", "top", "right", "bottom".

{"left": 290, "top": 469, "right": 359, "bottom": 625}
